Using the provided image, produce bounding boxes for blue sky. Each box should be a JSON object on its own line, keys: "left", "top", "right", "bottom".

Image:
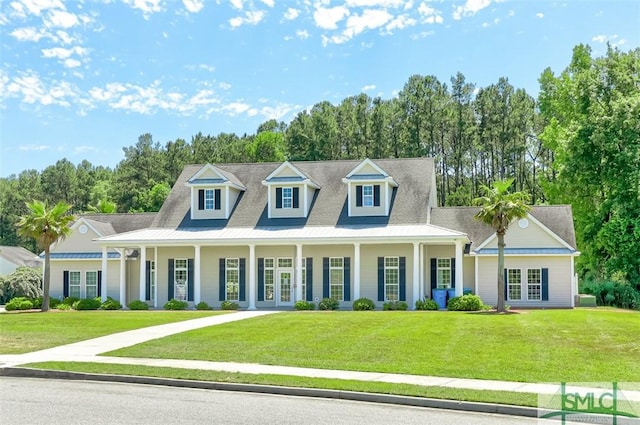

{"left": 1, "top": 0, "right": 638, "bottom": 177}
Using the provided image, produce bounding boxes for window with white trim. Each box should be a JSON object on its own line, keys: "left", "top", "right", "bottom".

{"left": 527, "top": 269, "right": 542, "bottom": 301}
{"left": 69, "top": 271, "right": 81, "bottom": 298}
{"left": 507, "top": 269, "right": 522, "bottom": 301}
{"left": 174, "top": 258, "right": 188, "bottom": 301}
{"left": 264, "top": 258, "right": 274, "bottom": 301}
{"left": 226, "top": 258, "right": 239, "bottom": 301}
{"left": 204, "top": 189, "right": 215, "bottom": 210}
{"left": 329, "top": 257, "right": 344, "bottom": 301}
{"left": 363, "top": 185, "right": 374, "bottom": 207}
{"left": 282, "top": 187, "right": 293, "bottom": 209}
{"left": 385, "top": 256, "right": 399, "bottom": 301}
{"left": 278, "top": 258, "right": 293, "bottom": 268}
{"left": 149, "top": 261, "right": 156, "bottom": 301}
{"left": 436, "top": 258, "right": 451, "bottom": 289}
{"left": 301, "top": 258, "right": 307, "bottom": 301}
{"left": 85, "top": 271, "right": 98, "bottom": 299}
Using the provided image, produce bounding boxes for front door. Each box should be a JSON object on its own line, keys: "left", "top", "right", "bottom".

{"left": 277, "top": 270, "right": 294, "bottom": 306}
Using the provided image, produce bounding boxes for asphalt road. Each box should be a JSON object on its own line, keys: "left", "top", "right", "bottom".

{"left": 1, "top": 377, "right": 542, "bottom": 424}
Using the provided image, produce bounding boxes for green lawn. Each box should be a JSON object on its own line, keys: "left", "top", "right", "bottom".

{"left": 24, "top": 361, "right": 539, "bottom": 407}
{"left": 0, "top": 311, "right": 226, "bottom": 354}
{"left": 107, "top": 309, "right": 640, "bottom": 383}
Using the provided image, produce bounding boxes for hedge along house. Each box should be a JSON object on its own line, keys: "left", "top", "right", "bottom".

{"left": 46, "top": 158, "right": 579, "bottom": 309}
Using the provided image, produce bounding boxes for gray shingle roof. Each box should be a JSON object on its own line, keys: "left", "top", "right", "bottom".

{"left": 81, "top": 213, "right": 157, "bottom": 235}
{"left": 430, "top": 205, "right": 577, "bottom": 250}
{"left": 0, "top": 245, "right": 42, "bottom": 268}
{"left": 152, "top": 158, "right": 435, "bottom": 229}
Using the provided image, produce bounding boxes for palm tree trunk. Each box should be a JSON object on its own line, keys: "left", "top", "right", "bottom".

{"left": 497, "top": 232, "right": 506, "bottom": 313}
{"left": 42, "top": 246, "right": 50, "bottom": 312}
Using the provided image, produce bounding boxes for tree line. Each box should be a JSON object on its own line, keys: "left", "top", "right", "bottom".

{"left": 1, "top": 44, "right": 637, "bottom": 287}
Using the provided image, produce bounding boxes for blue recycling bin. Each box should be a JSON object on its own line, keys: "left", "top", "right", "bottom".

{"left": 447, "top": 288, "right": 456, "bottom": 301}
{"left": 463, "top": 288, "right": 473, "bottom": 296}
{"left": 433, "top": 288, "right": 447, "bottom": 309}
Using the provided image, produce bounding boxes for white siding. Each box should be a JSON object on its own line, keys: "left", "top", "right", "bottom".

{"left": 483, "top": 218, "right": 567, "bottom": 249}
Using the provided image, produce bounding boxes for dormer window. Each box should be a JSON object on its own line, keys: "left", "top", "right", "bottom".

{"left": 199, "top": 189, "right": 220, "bottom": 211}
{"left": 187, "top": 164, "right": 246, "bottom": 220}
{"left": 357, "top": 184, "right": 381, "bottom": 208}
{"left": 343, "top": 159, "right": 397, "bottom": 217}
{"left": 264, "top": 162, "right": 319, "bottom": 218}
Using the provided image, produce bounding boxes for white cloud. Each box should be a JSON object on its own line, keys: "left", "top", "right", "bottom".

{"left": 296, "top": 29, "right": 309, "bottom": 39}
{"left": 221, "top": 102, "right": 251, "bottom": 115}
{"left": 362, "top": 84, "right": 376, "bottom": 91}
{"left": 230, "top": 0, "right": 244, "bottom": 10}
{"left": 417, "top": 2, "right": 443, "bottom": 24}
{"left": 5, "top": 70, "right": 77, "bottom": 107}
{"left": 452, "top": 0, "right": 491, "bottom": 20}
{"left": 10, "top": 0, "right": 65, "bottom": 17}
{"left": 122, "top": 0, "right": 162, "bottom": 17}
{"left": 314, "top": 5, "right": 350, "bottom": 30}
{"left": 19, "top": 144, "right": 51, "bottom": 151}
{"left": 508, "top": 9, "right": 514, "bottom": 17}
{"left": 284, "top": 7, "right": 299, "bottom": 20}
{"left": 341, "top": 9, "right": 393, "bottom": 40}
{"left": 229, "top": 10, "right": 265, "bottom": 28}
{"left": 10, "top": 26, "right": 47, "bottom": 41}
{"left": 592, "top": 34, "right": 607, "bottom": 43}
{"left": 536, "top": 12, "right": 544, "bottom": 19}
{"left": 258, "top": 102, "right": 298, "bottom": 120}
{"left": 219, "top": 82, "right": 231, "bottom": 90}
{"left": 63, "top": 58, "right": 81, "bottom": 68}
{"left": 41, "top": 46, "right": 86, "bottom": 59}
{"left": 198, "top": 64, "right": 215, "bottom": 72}
{"left": 183, "top": 0, "right": 204, "bottom": 13}
{"left": 384, "top": 14, "right": 417, "bottom": 33}
{"left": 345, "top": 0, "right": 405, "bottom": 6}
{"left": 260, "top": 0, "right": 274, "bottom": 7}
{"left": 45, "top": 9, "right": 79, "bottom": 28}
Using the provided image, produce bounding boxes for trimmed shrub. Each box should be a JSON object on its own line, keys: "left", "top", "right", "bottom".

{"left": 72, "top": 298, "right": 102, "bottom": 310}
{"left": 164, "top": 299, "right": 188, "bottom": 310}
{"left": 352, "top": 297, "right": 375, "bottom": 311}
{"left": 101, "top": 297, "right": 122, "bottom": 310}
{"left": 0, "top": 267, "right": 43, "bottom": 303}
{"left": 220, "top": 300, "right": 239, "bottom": 310}
{"left": 415, "top": 298, "right": 439, "bottom": 310}
{"left": 5, "top": 297, "right": 34, "bottom": 311}
{"left": 32, "top": 297, "right": 60, "bottom": 309}
{"left": 196, "top": 301, "right": 211, "bottom": 310}
{"left": 383, "top": 300, "right": 408, "bottom": 311}
{"left": 62, "top": 296, "right": 80, "bottom": 306}
{"left": 54, "top": 303, "right": 71, "bottom": 310}
{"left": 294, "top": 300, "right": 315, "bottom": 310}
{"left": 128, "top": 299, "right": 149, "bottom": 310}
{"left": 318, "top": 297, "right": 339, "bottom": 310}
{"left": 447, "top": 294, "right": 485, "bottom": 311}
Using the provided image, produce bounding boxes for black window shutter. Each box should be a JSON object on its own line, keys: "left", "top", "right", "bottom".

{"left": 399, "top": 256, "right": 406, "bottom": 301}
{"left": 451, "top": 257, "right": 456, "bottom": 289}
{"left": 377, "top": 257, "right": 384, "bottom": 301}
{"left": 373, "top": 185, "right": 381, "bottom": 207}
{"left": 542, "top": 268, "right": 549, "bottom": 301}
{"left": 214, "top": 189, "right": 221, "bottom": 210}
{"left": 63, "top": 271, "right": 69, "bottom": 297}
{"left": 306, "top": 258, "right": 313, "bottom": 302}
{"left": 356, "top": 185, "right": 363, "bottom": 207}
{"left": 430, "top": 258, "right": 437, "bottom": 296}
{"left": 198, "top": 190, "right": 204, "bottom": 210}
{"left": 187, "top": 259, "right": 194, "bottom": 302}
{"left": 343, "top": 257, "right": 351, "bottom": 302}
{"left": 322, "top": 257, "right": 329, "bottom": 298}
{"left": 145, "top": 261, "right": 151, "bottom": 301}
{"left": 219, "top": 258, "right": 226, "bottom": 301}
{"left": 276, "top": 187, "right": 282, "bottom": 209}
{"left": 504, "top": 268, "right": 508, "bottom": 301}
{"left": 168, "top": 259, "right": 174, "bottom": 300}
{"left": 239, "top": 258, "right": 246, "bottom": 302}
{"left": 258, "top": 258, "right": 265, "bottom": 302}
{"left": 97, "top": 270, "right": 102, "bottom": 297}
{"left": 293, "top": 187, "right": 299, "bottom": 208}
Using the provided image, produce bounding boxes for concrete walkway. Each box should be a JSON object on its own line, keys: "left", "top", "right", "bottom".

{"left": 1, "top": 310, "right": 639, "bottom": 403}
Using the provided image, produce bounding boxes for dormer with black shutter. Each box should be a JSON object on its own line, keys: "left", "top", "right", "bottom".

{"left": 342, "top": 158, "right": 398, "bottom": 217}
{"left": 186, "top": 164, "right": 246, "bottom": 220}
{"left": 262, "top": 161, "right": 320, "bottom": 219}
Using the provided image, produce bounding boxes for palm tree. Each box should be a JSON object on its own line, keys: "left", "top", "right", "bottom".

{"left": 17, "top": 200, "right": 74, "bottom": 311}
{"left": 474, "top": 179, "right": 530, "bottom": 313}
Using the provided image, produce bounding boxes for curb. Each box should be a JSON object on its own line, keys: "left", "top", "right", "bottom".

{"left": 0, "top": 367, "right": 538, "bottom": 418}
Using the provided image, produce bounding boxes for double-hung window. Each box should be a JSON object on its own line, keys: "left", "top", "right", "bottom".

{"left": 149, "top": 260, "right": 156, "bottom": 301}
{"left": 301, "top": 258, "right": 307, "bottom": 300}
{"left": 363, "top": 185, "right": 374, "bottom": 207}
{"left": 507, "top": 269, "right": 522, "bottom": 301}
{"left": 436, "top": 258, "right": 451, "bottom": 289}
{"left": 204, "top": 189, "right": 215, "bottom": 210}
{"left": 69, "top": 271, "right": 81, "bottom": 298}
{"left": 264, "top": 258, "right": 274, "bottom": 301}
{"left": 85, "top": 271, "right": 98, "bottom": 299}
{"left": 527, "top": 269, "right": 542, "bottom": 301}
{"left": 226, "top": 258, "right": 240, "bottom": 301}
{"left": 282, "top": 187, "right": 293, "bottom": 209}
{"left": 329, "top": 257, "right": 344, "bottom": 301}
{"left": 384, "top": 257, "right": 399, "bottom": 301}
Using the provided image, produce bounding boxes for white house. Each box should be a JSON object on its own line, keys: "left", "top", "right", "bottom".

{"left": 46, "top": 158, "right": 579, "bottom": 309}
{"left": 0, "top": 245, "right": 42, "bottom": 276}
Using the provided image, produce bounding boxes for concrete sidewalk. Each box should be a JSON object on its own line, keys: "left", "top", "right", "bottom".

{"left": 1, "top": 310, "right": 639, "bottom": 403}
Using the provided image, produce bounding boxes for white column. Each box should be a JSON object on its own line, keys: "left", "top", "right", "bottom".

{"left": 248, "top": 244, "right": 256, "bottom": 310}
{"left": 412, "top": 242, "right": 420, "bottom": 308}
{"left": 474, "top": 255, "right": 479, "bottom": 296}
{"left": 455, "top": 240, "right": 464, "bottom": 297}
{"left": 154, "top": 247, "right": 158, "bottom": 308}
{"left": 139, "top": 246, "right": 146, "bottom": 302}
{"left": 194, "top": 245, "right": 201, "bottom": 304}
{"left": 419, "top": 243, "right": 425, "bottom": 300}
{"left": 296, "top": 244, "right": 303, "bottom": 302}
{"left": 570, "top": 255, "right": 576, "bottom": 308}
{"left": 119, "top": 248, "right": 126, "bottom": 305}
{"left": 353, "top": 243, "right": 361, "bottom": 300}
{"left": 423, "top": 245, "right": 429, "bottom": 299}
{"left": 101, "top": 246, "right": 108, "bottom": 302}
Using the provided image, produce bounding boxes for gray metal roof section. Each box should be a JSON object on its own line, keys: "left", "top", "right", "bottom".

{"left": 47, "top": 252, "right": 121, "bottom": 259}
{"left": 345, "top": 174, "right": 387, "bottom": 180}
{"left": 266, "top": 176, "right": 305, "bottom": 182}
{"left": 476, "top": 248, "right": 576, "bottom": 255}
{"left": 188, "top": 178, "right": 225, "bottom": 184}
{"left": 0, "top": 246, "right": 42, "bottom": 268}
{"left": 429, "top": 205, "right": 577, "bottom": 251}
{"left": 152, "top": 158, "right": 435, "bottom": 229}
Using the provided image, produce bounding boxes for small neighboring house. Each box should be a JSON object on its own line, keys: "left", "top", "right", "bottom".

{"left": 0, "top": 245, "right": 42, "bottom": 276}
{"left": 47, "top": 158, "right": 579, "bottom": 308}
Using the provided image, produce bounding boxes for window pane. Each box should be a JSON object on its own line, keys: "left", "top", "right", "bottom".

{"left": 527, "top": 269, "right": 541, "bottom": 301}
{"left": 86, "top": 271, "right": 97, "bottom": 299}
{"left": 278, "top": 258, "right": 293, "bottom": 268}
{"left": 363, "top": 185, "right": 373, "bottom": 207}
{"left": 282, "top": 187, "right": 292, "bottom": 209}
{"left": 204, "top": 189, "right": 214, "bottom": 210}
{"left": 508, "top": 269, "right": 521, "bottom": 301}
